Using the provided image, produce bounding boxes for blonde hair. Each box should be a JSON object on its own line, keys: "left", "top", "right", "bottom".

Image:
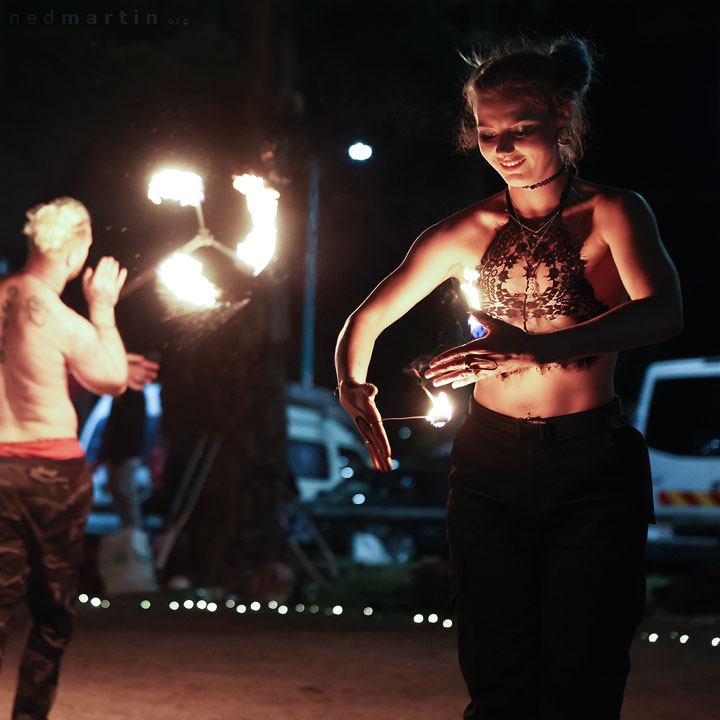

{"left": 458, "top": 37, "right": 595, "bottom": 171}
{"left": 23, "top": 197, "right": 90, "bottom": 254}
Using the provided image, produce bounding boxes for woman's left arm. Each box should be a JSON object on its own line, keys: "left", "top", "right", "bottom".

{"left": 533, "top": 190, "right": 683, "bottom": 364}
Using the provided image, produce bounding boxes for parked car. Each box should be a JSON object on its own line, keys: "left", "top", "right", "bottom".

{"left": 286, "top": 382, "right": 369, "bottom": 501}
{"left": 634, "top": 357, "right": 720, "bottom": 538}
{"left": 308, "top": 457, "right": 452, "bottom": 561}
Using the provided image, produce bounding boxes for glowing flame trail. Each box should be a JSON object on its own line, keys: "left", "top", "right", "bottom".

{"left": 233, "top": 174, "right": 280, "bottom": 276}
{"left": 460, "top": 267, "right": 486, "bottom": 339}
{"left": 155, "top": 253, "right": 219, "bottom": 308}
{"left": 148, "top": 170, "right": 205, "bottom": 207}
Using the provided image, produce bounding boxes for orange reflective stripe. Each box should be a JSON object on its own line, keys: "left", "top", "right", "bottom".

{"left": 658, "top": 490, "right": 720, "bottom": 507}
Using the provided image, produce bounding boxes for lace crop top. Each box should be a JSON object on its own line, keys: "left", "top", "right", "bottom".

{"left": 476, "top": 214, "right": 609, "bottom": 373}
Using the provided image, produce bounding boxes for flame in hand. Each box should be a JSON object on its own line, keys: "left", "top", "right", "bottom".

{"left": 460, "top": 267, "right": 486, "bottom": 339}
{"left": 426, "top": 391, "right": 453, "bottom": 428}
{"left": 460, "top": 268, "right": 481, "bottom": 310}
{"left": 156, "top": 253, "right": 219, "bottom": 308}
{"left": 233, "top": 174, "right": 279, "bottom": 277}
{"left": 148, "top": 170, "right": 205, "bottom": 207}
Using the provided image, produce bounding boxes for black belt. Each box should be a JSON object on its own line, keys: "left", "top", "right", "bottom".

{"left": 467, "top": 396, "right": 624, "bottom": 442}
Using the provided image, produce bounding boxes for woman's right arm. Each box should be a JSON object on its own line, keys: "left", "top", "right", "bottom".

{"left": 335, "top": 221, "right": 475, "bottom": 471}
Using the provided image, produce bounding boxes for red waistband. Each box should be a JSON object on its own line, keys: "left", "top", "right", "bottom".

{"left": 0, "top": 438, "right": 85, "bottom": 459}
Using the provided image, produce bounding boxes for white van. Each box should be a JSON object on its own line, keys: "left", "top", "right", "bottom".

{"left": 286, "top": 382, "right": 369, "bottom": 501}
{"left": 633, "top": 357, "right": 720, "bottom": 535}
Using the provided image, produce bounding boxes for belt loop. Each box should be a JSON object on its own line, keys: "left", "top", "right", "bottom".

{"left": 539, "top": 422, "right": 553, "bottom": 443}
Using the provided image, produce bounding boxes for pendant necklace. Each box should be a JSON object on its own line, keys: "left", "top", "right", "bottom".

{"left": 505, "top": 175, "right": 574, "bottom": 298}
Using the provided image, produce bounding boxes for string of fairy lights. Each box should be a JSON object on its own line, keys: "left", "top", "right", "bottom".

{"left": 78, "top": 592, "right": 454, "bottom": 628}
{"left": 76, "top": 593, "right": 720, "bottom": 645}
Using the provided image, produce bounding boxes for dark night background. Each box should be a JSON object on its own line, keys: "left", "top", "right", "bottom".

{"left": 1, "top": 0, "right": 716, "bottom": 586}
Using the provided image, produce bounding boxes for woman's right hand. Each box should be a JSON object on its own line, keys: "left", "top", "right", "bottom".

{"left": 338, "top": 378, "right": 393, "bottom": 472}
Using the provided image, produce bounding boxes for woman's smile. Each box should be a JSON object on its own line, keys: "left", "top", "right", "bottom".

{"left": 498, "top": 158, "right": 525, "bottom": 170}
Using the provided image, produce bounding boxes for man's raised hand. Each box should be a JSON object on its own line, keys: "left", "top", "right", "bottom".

{"left": 82, "top": 257, "right": 127, "bottom": 311}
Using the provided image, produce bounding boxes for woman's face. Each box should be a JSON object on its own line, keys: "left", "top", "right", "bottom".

{"left": 473, "top": 93, "right": 563, "bottom": 187}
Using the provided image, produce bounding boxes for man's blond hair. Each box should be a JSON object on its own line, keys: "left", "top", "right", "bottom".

{"left": 23, "top": 197, "right": 90, "bottom": 254}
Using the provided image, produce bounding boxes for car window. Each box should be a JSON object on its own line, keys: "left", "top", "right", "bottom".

{"left": 338, "top": 447, "right": 366, "bottom": 479}
{"left": 288, "top": 440, "right": 329, "bottom": 478}
{"left": 645, "top": 377, "right": 720, "bottom": 456}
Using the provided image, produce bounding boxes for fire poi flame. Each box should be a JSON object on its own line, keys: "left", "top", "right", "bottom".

{"left": 155, "top": 253, "right": 219, "bottom": 308}
{"left": 460, "top": 267, "right": 486, "bottom": 339}
{"left": 148, "top": 170, "right": 205, "bottom": 207}
{"left": 232, "top": 174, "right": 279, "bottom": 276}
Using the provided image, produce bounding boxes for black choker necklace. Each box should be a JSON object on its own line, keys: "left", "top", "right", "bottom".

{"left": 518, "top": 165, "right": 566, "bottom": 190}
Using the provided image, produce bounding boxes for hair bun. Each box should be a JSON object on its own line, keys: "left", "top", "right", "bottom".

{"left": 549, "top": 38, "right": 593, "bottom": 97}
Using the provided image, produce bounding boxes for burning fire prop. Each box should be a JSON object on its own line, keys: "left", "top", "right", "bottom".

{"left": 148, "top": 169, "right": 205, "bottom": 212}
{"left": 233, "top": 174, "right": 279, "bottom": 277}
{"left": 121, "top": 169, "right": 280, "bottom": 305}
{"left": 155, "top": 253, "right": 219, "bottom": 308}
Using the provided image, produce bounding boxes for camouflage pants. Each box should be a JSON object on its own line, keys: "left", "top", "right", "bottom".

{"left": 0, "top": 457, "right": 93, "bottom": 720}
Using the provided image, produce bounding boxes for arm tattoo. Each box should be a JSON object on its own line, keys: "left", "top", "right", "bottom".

{"left": 0, "top": 285, "right": 18, "bottom": 363}
{"left": 355, "top": 415, "right": 374, "bottom": 449}
{"left": 23, "top": 295, "right": 49, "bottom": 327}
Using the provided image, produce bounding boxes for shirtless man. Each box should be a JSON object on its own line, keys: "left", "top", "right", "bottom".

{"left": 0, "top": 197, "right": 128, "bottom": 720}
{"left": 336, "top": 39, "right": 682, "bottom": 720}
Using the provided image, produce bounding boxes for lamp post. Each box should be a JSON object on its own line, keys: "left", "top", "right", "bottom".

{"left": 300, "top": 142, "right": 372, "bottom": 390}
{"left": 300, "top": 157, "right": 319, "bottom": 390}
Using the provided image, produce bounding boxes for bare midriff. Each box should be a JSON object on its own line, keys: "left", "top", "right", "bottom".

{"left": 472, "top": 351, "right": 617, "bottom": 418}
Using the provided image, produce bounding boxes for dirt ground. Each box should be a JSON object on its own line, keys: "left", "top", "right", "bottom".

{"left": 1, "top": 603, "right": 718, "bottom": 720}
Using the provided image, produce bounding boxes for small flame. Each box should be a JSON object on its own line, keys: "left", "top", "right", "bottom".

{"left": 460, "top": 268, "right": 481, "bottom": 310}
{"left": 460, "top": 267, "right": 486, "bottom": 339}
{"left": 156, "top": 253, "right": 219, "bottom": 308}
{"left": 426, "top": 391, "right": 453, "bottom": 428}
{"left": 148, "top": 170, "right": 205, "bottom": 207}
{"left": 233, "top": 174, "right": 279, "bottom": 276}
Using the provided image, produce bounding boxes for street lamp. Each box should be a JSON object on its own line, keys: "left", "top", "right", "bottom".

{"left": 348, "top": 142, "right": 373, "bottom": 161}
{"left": 301, "top": 143, "right": 373, "bottom": 389}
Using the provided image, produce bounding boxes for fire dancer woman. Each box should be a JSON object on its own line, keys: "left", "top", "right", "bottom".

{"left": 335, "top": 38, "right": 681, "bottom": 719}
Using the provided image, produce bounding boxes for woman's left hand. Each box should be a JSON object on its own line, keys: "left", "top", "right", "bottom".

{"left": 424, "top": 311, "right": 537, "bottom": 388}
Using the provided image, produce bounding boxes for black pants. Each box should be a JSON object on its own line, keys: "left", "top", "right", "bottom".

{"left": 448, "top": 397, "right": 653, "bottom": 720}
{"left": 0, "top": 457, "right": 93, "bottom": 720}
